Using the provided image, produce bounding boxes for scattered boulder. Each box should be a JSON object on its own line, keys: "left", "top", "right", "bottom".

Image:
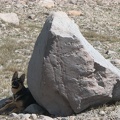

{"left": 27, "top": 11, "right": 120, "bottom": 116}
{"left": 0, "top": 13, "right": 19, "bottom": 25}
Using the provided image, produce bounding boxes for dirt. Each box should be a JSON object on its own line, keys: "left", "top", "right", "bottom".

{"left": 0, "top": 0, "right": 120, "bottom": 119}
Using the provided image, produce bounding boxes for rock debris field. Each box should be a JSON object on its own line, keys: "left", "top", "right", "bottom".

{"left": 0, "top": 0, "right": 120, "bottom": 120}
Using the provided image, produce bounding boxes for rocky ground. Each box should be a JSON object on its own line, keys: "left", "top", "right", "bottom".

{"left": 0, "top": 0, "right": 120, "bottom": 120}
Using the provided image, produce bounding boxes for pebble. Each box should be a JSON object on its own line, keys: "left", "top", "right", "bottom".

{"left": 69, "top": 0, "right": 77, "bottom": 4}
{"left": 99, "top": 110, "right": 106, "bottom": 116}
{"left": 38, "top": 115, "right": 54, "bottom": 120}
{"left": 0, "top": 65, "right": 3, "bottom": 70}
{"left": 105, "top": 50, "right": 116, "bottom": 55}
{"left": 24, "top": 114, "right": 31, "bottom": 119}
{"left": 31, "top": 113, "right": 37, "bottom": 119}
{"left": 0, "top": 13, "right": 19, "bottom": 25}
{"left": 68, "top": 10, "right": 82, "bottom": 16}
{"left": 9, "top": 113, "right": 20, "bottom": 119}
{"left": 18, "top": 113, "right": 26, "bottom": 119}
{"left": 69, "top": 116, "right": 75, "bottom": 120}
{"left": 61, "top": 117, "right": 69, "bottom": 120}
{"left": 0, "top": 24, "right": 6, "bottom": 28}
{"left": 111, "top": 59, "right": 120, "bottom": 65}
{"left": 14, "top": 59, "right": 23, "bottom": 63}
{"left": 39, "top": 0, "right": 55, "bottom": 8}
{"left": 27, "top": 14, "right": 35, "bottom": 19}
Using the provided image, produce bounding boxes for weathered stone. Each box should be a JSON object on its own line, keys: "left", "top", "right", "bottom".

{"left": 18, "top": 113, "right": 31, "bottom": 120}
{"left": 68, "top": 10, "right": 83, "bottom": 16}
{"left": 111, "top": 59, "right": 120, "bottom": 66}
{"left": 31, "top": 113, "right": 37, "bottom": 119}
{"left": 9, "top": 113, "right": 20, "bottom": 119}
{"left": 99, "top": 111, "right": 106, "bottom": 116}
{"left": 39, "top": 0, "right": 54, "bottom": 8}
{"left": 23, "top": 114, "right": 31, "bottom": 119}
{"left": 38, "top": 115, "right": 54, "bottom": 120}
{"left": 0, "top": 13, "right": 19, "bottom": 25}
{"left": 27, "top": 11, "right": 120, "bottom": 116}
{"left": 69, "top": 0, "right": 78, "bottom": 4}
{"left": 24, "top": 104, "right": 46, "bottom": 114}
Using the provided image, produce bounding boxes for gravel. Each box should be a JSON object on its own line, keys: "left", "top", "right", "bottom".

{"left": 0, "top": 0, "right": 120, "bottom": 119}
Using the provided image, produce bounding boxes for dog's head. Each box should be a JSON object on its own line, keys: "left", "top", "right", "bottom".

{"left": 11, "top": 71, "right": 25, "bottom": 94}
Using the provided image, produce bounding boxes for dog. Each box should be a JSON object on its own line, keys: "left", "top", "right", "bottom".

{"left": 0, "top": 71, "right": 36, "bottom": 114}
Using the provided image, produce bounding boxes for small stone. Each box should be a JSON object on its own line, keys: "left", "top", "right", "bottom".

{"left": 99, "top": 110, "right": 106, "bottom": 116}
{"left": 39, "top": 115, "right": 54, "bottom": 120}
{"left": 69, "top": 0, "right": 77, "bottom": 4}
{"left": 24, "top": 114, "right": 31, "bottom": 119}
{"left": 93, "top": 41, "right": 102, "bottom": 47}
{"left": 0, "top": 65, "right": 3, "bottom": 70}
{"left": 69, "top": 116, "right": 75, "bottom": 120}
{"left": 68, "top": 10, "right": 83, "bottom": 16}
{"left": 14, "top": 59, "right": 23, "bottom": 63}
{"left": 1, "top": 24, "right": 6, "bottom": 28}
{"left": 0, "top": 13, "right": 19, "bottom": 25}
{"left": 31, "top": 113, "right": 37, "bottom": 119}
{"left": 105, "top": 50, "right": 116, "bottom": 55}
{"left": 111, "top": 59, "right": 120, "bottom": 65}
{"left": 61, "top": 117, "right": 69, "bottom": 120}
{"left": 9, "top": 113, "right": 20, "bottom": 119}
{"left": 18, "top": 113, "right": 25, "bottom": 119}
{"left": 15, "top": 50, "right": 22, "bottom": 54}
{"left": 28, "top": 14, "right": 35, "bottom": 19}
{"left": 39, "top": 0, "right": 54, "bottom": 8}
{"left": 15, "top": 3, "right": 24, "bottom": 8}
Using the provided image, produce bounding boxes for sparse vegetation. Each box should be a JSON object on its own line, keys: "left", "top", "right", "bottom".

{"left": 0, "top": 0, "right": 120, "bottom": 119}
{"left": 82, "top": 31, "right": 120, "bottom": 42}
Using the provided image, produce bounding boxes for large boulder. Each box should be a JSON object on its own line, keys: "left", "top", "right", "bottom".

{"left": 27, "top": 11, "right": 120, "bottom": 116}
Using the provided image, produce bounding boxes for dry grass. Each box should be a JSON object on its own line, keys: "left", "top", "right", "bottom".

{"left": 0, "top": 36, "right": 32, "bottom": 98}
{"left": 0, "top": 18, "right": 42, "bottom": 98}
{"left": 82, "top": 31, "right": 120, "bottom": 42}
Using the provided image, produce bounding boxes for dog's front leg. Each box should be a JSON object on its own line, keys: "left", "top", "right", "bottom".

{"left": 0, "top": 102, "right": 15, "bottom": 114}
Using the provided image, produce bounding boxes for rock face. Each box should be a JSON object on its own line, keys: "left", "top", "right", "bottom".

{"left": 27, "top": 11, "right": 120, "bottom": 116}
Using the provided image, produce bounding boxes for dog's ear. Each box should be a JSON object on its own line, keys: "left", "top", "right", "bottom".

{"left": 20, "top": 74, "right": 25, "bottom": 83}
{"left": 12, "top": 71, "right": 18, "bottom": 81}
